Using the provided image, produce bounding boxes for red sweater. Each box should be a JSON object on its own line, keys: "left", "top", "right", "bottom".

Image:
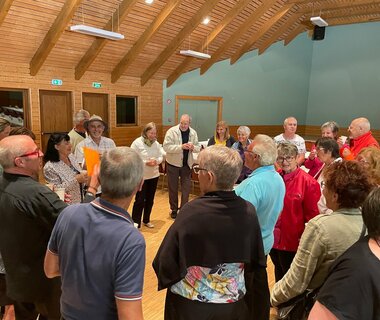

{"left": 273, "top": 168, "right": 321, "bottom": 252}
{"left": 349, "top": 131, "right": 379, "bottom": 158}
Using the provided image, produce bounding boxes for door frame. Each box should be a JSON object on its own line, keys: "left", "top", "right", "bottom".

{"left": 175, "top": 95, "right": 223, "bottom": 123}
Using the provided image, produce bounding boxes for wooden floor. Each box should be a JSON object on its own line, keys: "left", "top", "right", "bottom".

{"left": 132, "top": 188, "right": 278, "bottom": 320}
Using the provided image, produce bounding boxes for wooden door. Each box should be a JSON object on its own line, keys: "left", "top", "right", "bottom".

{"left": 82, "top": 93, "right": 109, "bottom": 125}
{"left": 39, "top": 90, "right": 72, "bottom": 152}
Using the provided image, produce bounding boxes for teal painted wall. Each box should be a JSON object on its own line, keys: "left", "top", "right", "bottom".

{"left": 306, "top": 22, "right": 380, "bottom": 128}
{"left": 163, "top": 22, "right": 380, "bottom": 129}
{"left": 163, "top": 32, "right": 313, "bottom": 126}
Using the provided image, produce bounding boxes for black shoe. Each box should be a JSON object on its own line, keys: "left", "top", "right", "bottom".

{"left": 170, "top": 210, "right": 177, "bottom": 219}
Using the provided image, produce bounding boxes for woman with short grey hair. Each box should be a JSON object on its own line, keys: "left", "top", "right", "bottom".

{"left": 232, "top": 126, "right": 252, "bottom": 183}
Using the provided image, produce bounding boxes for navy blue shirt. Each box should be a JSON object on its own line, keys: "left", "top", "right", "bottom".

{"left": 48, "top": 198, "right": 146, "bottom": 320}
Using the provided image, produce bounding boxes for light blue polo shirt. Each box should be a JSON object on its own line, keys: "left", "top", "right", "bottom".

{"left": 235, "top": 165, "right": 285, "bottom": 255}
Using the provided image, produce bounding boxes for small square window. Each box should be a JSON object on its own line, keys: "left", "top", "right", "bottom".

{"left": 116, "top": 96, "right": 138, "bottom": 126}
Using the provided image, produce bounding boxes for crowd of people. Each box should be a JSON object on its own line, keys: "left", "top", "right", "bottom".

{"left": 0, "top": 112, "right": 379, "bottom": 320}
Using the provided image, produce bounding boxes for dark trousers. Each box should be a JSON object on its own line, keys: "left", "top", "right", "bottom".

{"left": 244, "top": 264, "right": 270, "bottom": 320}
{"left": 166, "top": 163, "right": 191, "bottom": 212}
{"left": 13, "top": 280, "right": 61, "bottom": 320}
{"left": 269, "top": 249, "right": 296, "bottom": 282}
{"left": 132, "top": 177, "right": 159, "bottom": 227}
{"left": 165, "top": 290, "right": 249, "bottom": 320}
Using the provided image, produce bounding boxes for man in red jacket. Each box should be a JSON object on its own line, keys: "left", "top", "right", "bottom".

{"left": 340, "top": 117, "right": 379, "bottom": 159}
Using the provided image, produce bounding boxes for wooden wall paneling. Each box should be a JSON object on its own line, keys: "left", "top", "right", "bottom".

{"left": 0, "top": 61, "right": 163, "bottom": 149}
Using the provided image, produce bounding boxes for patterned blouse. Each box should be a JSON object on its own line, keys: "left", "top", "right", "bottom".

{"left": 43, "top": 154, "right": 83, "bottom": 204}
{"left": 171, "top": 263, "right": 246, "bottom": 303}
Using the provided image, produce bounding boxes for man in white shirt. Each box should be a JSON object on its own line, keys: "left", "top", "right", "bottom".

{"left": 274, "top": 116, "right": 306, "bottom": 165}
{"left": 75, "top": 114, "right": 116, "bottom": 166}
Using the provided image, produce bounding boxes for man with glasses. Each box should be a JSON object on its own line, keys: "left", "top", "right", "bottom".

{"left": 0, "top": 135, "right": 97, "bottom": 320}
{"left": 163, "top": 114, "right": 200, "bottom": 219}
{"left": 153, "top": 146, "right": 266, "bottom": 319}
{"left": 68, "top": 109, "right": 90, "bottom": 152}
{"left": 235, "top": 134, "right": 285, "bottom": 320}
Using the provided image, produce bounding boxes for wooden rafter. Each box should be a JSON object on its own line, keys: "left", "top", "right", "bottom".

{"left": 307, "top": 5, "right": 380, "bottom": 21}
{"left": 140, "top": 0, "right": 220, "bottom": 86}
{"left": 258, "top": 13, "right": 303, "bottom": 55}
{"left": 111, "top": 0, "right": 181, "bottom": 84}
{"left": 0, "top": 0, "right": 13, "bottom": 26}
{"left": 74, "top": 0, "right": 139, "bottom": 80}
{"left": 29, "top": 0, "right": 82, "bottom": 76}
{"left": 328, "top": 14, "right": 380, "bottom": 26}
{"left": 284, "top": 24, "right": 306, "bottom": 45}
{"left": 298, "top": 0, "right": 380, "bottom": 13}
{"left": 166, "top": 0, "right": 252, "bottom": 88}
{"left": 200, "top": 0, "right": 278, "bottom": 76}
{"left": 230, "top": 4, "right": 294, "bottom": 65}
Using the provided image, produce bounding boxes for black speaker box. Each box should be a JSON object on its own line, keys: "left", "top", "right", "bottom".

{"left": 312, "top": 26, "right": 325, "bottom": 41}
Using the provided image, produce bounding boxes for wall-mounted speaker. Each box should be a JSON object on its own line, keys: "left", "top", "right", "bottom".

{"left": 312, "top": 26, "right": 325, "bottom": 41}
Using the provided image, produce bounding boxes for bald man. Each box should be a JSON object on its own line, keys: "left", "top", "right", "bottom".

{"left": 340, "top": 117, "right": 379, "bottom": 159}
{"left": 163, "top": 114, "right": 200, "bottom": 219}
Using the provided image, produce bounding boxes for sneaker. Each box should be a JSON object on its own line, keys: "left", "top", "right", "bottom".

{"left": 133, "top": 222, "right": 140, "bottom": 229}
{"left": 143, "top": 222, "right": 154, "bottom": 228}
{"left": 170, "top": 210, "right": 177, "bottom": 219}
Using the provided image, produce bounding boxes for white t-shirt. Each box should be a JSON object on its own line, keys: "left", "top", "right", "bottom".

{"left": 274, "top": 134, "right": 306, "bottom": 154}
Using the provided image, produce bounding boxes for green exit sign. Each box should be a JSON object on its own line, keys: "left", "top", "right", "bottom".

{"left": 92, "top": 82, "right": 102, "bottom": 88}
{"left": 51, "top": 79, "right": 63, "bottom": 86}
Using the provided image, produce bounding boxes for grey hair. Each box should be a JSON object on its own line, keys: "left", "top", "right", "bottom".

{"left": 252, "top": 135, "right": 277, "bottom": 166}
{"left": 0, "top": 135, "right": 32, "bottom": 169}
{"left": 142, "top": 122, "right": 156, "bottom": 139}
{"left": 284, "top": 117, "right": 297, "bottom": 126}
{"left": 100, "top": 147, "right": 144, "bottom": 199}
{"left": 0, "top": 117, "right": 10, "bottom": 133}
{"left": 321, "top": 121, "right": 339, "bottom": 135}
{"left": 73, "top": 109, "right": 90, "bottom": 125}
{"left": 237, "top": 126, "right": 251, "bottom": 136}
{"left": 198, "top": 145, "right": 242, "bottom": 190}
{"left": 180, "top": 114, "right": 192, "bottom": 123}
{"left": 277, "top": 142, "right": 298, "bottom": 157}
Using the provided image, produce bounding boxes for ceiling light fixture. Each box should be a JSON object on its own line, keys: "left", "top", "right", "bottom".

{"left": 70, "top": 24, "right": 125, "bottom": 40}
{"left": 310, "top": 16, "right": 328, "bottom": 27}
{"left": 202, "top": 17, "right": 210, "bottom": 25}
{"left": 145, "top": 0, "right": 154, "bottom": 4}
{"left": 180, "top": 49, "right": 211, "bottom": 59}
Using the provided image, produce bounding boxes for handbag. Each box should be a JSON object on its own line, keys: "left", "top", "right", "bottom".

{"left": 277, "top": 289, "right": 318, "bottom": 320}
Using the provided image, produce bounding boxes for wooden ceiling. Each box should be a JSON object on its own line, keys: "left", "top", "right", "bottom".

{"left": 1, "top": 0, "right": 379, "bottom": 87}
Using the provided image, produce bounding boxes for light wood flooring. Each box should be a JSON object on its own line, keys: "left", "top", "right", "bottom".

{"left": 132, "top": 188, "right": 278, "bottom": 320}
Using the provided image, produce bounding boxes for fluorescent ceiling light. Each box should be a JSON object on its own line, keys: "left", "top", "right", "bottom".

{"left": 145, "top": 0, "right": 154, "bottom": 3}
{"left": 310, "top": 16, "right": 328, "bottom": 27}
{"left": 70, "top": 25, "right": 124, "bottom": 40}
{"left": 180, "top": 49, "right": 211, "bottom": 59}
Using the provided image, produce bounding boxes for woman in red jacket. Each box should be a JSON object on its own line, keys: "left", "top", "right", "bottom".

{"left": 270, "top": 142, "right": 321, "bottom": 282}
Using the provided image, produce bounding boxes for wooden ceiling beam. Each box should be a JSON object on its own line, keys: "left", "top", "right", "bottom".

{"left": 75, "top": 0, "right": 139, "bottom": 80}
{"left": 258, "top": 13, "right": 302, "bottom": 55}
{"left": 29, "top": 0, "right": 82, "bottom": 76}
{"left": 230, "top": 4, "right": 294, "bottom": 65}
{"left": 298, "top": 0, "right": 380, "bottom": 14}
{"left": 200, "top": 0, "right": 278, "bottom": 76}
{"left": 328, "top": 14, "right": 380, "bottom": 26}
{"left": 141, "top": 0, "right": 220, "bottom": 86}
{"left": 0, "top": 0, "right": 14, "bottom": 27}
{"left": 111, "top": 0, "right": 181, "bottom": 84}
{"left": 284, "top": 24, "right": 306, "bottom": 45}
{"left": 166, "top": 0, "right": 252, "bottom": 88}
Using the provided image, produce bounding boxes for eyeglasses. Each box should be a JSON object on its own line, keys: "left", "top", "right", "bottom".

{"left": 193, "top": 165, "right": 209, "bottom": 175}
{"left": 277, "top": 156, "right": 295, "bottom": 163}
{"left": 18, "top": 149, "right": 42, "bottom": 158}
